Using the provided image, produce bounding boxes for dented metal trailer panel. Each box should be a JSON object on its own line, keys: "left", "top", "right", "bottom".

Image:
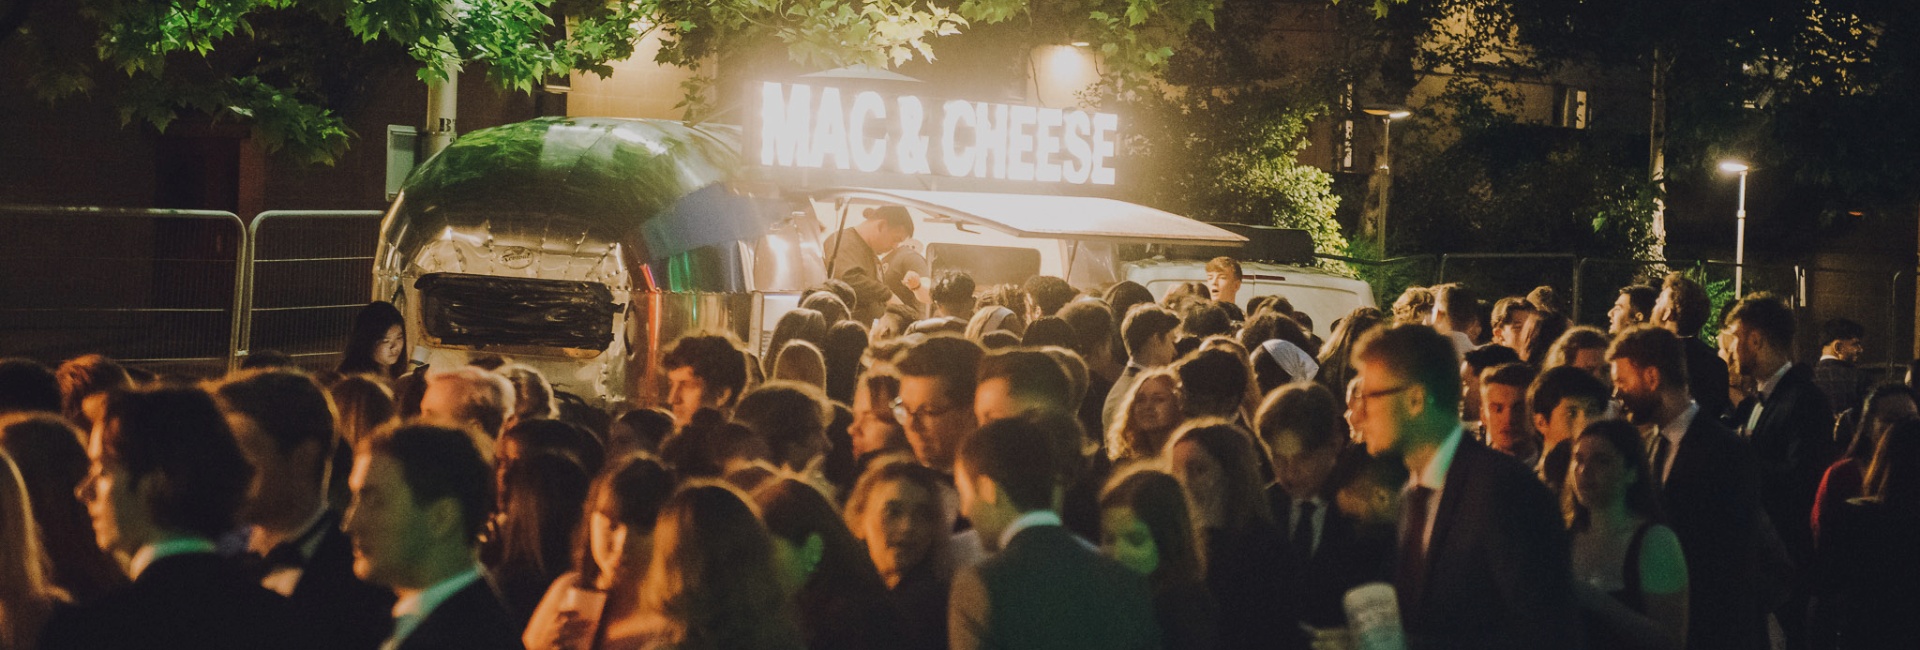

{"left": 373, "top": 117, "right": 824, "bottom": 410}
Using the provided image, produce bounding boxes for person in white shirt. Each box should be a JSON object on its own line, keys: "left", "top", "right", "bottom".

{"left": 42, "top": 387, "right": 292, "bottom": 650}
{"left": 214, "top": 369, "right": 395, "bottom": 650}
{"left": 344, "top": 423, "right": 521, "bottom": 650}
{"left": 1349, "top": 324, "right": 1577, "bottom": 649}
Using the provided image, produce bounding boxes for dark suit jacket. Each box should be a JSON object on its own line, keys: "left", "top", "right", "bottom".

{"left": 949, "top": 524, "right": 1161, "bottom": 650}
{"left": 395, "top": 577, "right": 526, "bottom": 650}
{"left": 40, "top": 552, "right": 296, "bottom": 650}
{"left": 1396, "top": 438, "right": 1579, "bottom": 650}
{"left": 1685, "top": 337, "right": 1733, "bottom": 423}
{"left": 1268, "top": 485, "right": 1395, "bottom": 631}
{"left": 290, "top": 519, "right": 397, "bottom": 650}
{"left": 1741, "top": 362, "right": 1836, "bottom": 561}
{"left": 1661, "top": 415, "right": 1770, "bottom": 650}
{"left": 1812, "top": 357, "right": 1864, "bottom": 415}
{"left": 824, "top": 228, "right": 891, "bottom": 322}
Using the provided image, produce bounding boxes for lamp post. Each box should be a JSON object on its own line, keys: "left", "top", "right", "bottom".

{"left": 1363, "top": 107, "right": 1411, "bottom": 256}
{"left": 1719, "top": 160, "right": 1751, "bottom": 296}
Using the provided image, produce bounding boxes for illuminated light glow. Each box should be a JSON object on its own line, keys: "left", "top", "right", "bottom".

{"left": 807, "top": 87, "right": 850, "bottom": 169}
{"left": 940, "top": 99, "right": 977, "bottom": 176}
{"left": 1034, "top": 107, "right": 1064, "bottom": 183}
{"left": 760, "top": 82, "right": 812, "bottom": 167}
{"left": 975, "top": 103, "right": 1009, "bottom": 180}
{"left": 1091, "top": 113, "right": 1119, "bottom": 185}
{"left": 848, "top": 91, "right": 888, "bottom": 172}
{"left": 894, "top": 96, "right": 931, "bottom": 174}
{"left": 753, "top": 82, "right": 1121, "bottom": 185}
{"left": 1061, "top": 110, "right": 1092, "bottom": 184}
{"left": 1006, "top": 105, "right": 1038, "bottom": 182}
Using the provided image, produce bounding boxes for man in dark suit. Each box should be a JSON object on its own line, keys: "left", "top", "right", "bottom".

{"left": 42, "top": 387, "right": 296, "bottom": 650}
{"left": 823, "top": 205, "right": 914, "bottom": 322}
{"left": 1349, "top": 325, "right": 1578, "bottom": 650}
{"left": 1610, "top": 325, "right": 1770, "bottom": 650}
{"left": 1652, "top": 272, "right": 1734, "bottom": 422}
{"left": 1726, "top": 295, "right": 1835, "bottom": 648}
{"left": 949, "top": 415, "right": 1161, "bottom": 650}
{"left": 345, "top": 424, "right": 522, "bottom": 650}
{"left": 214, "top": 370, "right": 395, "bottom": 650}
{"left": 1813, "top": 318, "right": 1867, "bottom": 415}
{"left": 1256, "top": 383, "right": 1394, "bottom": 635}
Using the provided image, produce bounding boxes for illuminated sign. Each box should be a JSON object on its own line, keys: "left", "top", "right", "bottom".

{"left": 755, "top": 81, "right": 1120, "bottom": 186}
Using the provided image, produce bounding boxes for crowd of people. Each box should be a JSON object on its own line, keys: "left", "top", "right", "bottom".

{"left": 0, "top": 257, "right": 1916, "bottom": 650}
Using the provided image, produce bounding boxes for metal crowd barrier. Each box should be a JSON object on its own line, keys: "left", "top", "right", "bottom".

{"left": 0, "top": 205, "right": 246, "bottom": 377}
{"left": 236, "top": 210, "right": 386, "bottom": 371}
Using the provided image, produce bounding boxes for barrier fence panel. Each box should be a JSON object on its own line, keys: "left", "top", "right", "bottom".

{"left": 1437, "top": 253, "right": 1579, "bottom": 315}
{"left": 239, "top": 210, "right": 386, "bottom": 372}
{"left": 0, "top": 206, "right": 244, "bottom": 378}
{"left": 1803, "top": 266, "right": 1912, "bottom": 368}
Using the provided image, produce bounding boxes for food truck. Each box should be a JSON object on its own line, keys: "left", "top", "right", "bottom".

{"left": 374, "top": 80, "right": 1370, "bottom": 409}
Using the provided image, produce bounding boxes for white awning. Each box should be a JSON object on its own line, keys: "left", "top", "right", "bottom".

{"left": 816, "top": 187, "right": 1247, "bottom": 247}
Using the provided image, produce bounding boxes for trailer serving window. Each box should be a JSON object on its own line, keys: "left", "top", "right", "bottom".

{"left": 416, "top": 273, "right": 618, "bottom": 352}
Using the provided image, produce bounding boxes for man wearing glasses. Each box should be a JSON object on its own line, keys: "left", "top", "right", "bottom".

{"left": 1348, "top": 325, "right": 1577, "bottom": 649}
{"left": 891, "top": 336, "right": 985, "bottom": 474}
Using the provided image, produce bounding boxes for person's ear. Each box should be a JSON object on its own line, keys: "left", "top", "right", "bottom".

{"left": 801, "top": 533, "right": 825, "bottom": 577}
{"left": 425, "top": 497, "right": 464, "bottom": 541}
{"left": 975, "top": 474, "right": 1000, "bottom": 507}
{"left": 1404, "top": 383, "right": 1428, "bottom": 419}
{"left": 1641, "top": 364, "right": 1662, "bottom": 393}
{"left": 1533, "top": 412, "right": 1551, "bottom": 436}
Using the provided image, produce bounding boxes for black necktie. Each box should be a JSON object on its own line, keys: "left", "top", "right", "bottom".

{"left": 1647, "top": 433, "right": 1671, "bottom": 488}
{"left": 1396, "top": 486, "right": 1435, "bottom": 612}
{"left": 1292, "top": 500, "right": 1318, "bottom": 563}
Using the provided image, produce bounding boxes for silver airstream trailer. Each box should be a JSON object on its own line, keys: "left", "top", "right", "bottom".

{"left": 374, "top": 117, "right": 826, "bottom": 409}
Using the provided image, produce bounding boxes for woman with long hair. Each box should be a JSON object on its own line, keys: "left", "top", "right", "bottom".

{"left": 0, "top": 448, "right": 66, "bottom": 649}
{"left": 524, "top": 455, "right": 676, "bottom": 650}
{"left": 327, "top": 374, "right": 396, "bottom": 507}
{"left": 337, "top": 301, "right": 408, "bottom": 380}
{"left": 754, "top": 478, "right": 912, "bottom": 650}
{"left": 1099, "top": 467, "right": 1220, "bottom": 650}
{"left": 1816, "top": 420, "right": 1920, "bottom": 647}
{"left": 765, "top": 309, "right": 829, "bottom": 377}
{"left": 1107, "top": 370, "right": 1185, "bottom": 463}
{"left": 1814, "top": 384, "right": 1917, "bottom": 544}
{"left": 606, "top": 482, "right": 803, "bottom": 650}
{"left": 821, "top": 321, "right": 870, "bottom": 405}
{"left": 0, "top": 413, "right": 123, "bottom": 604}
{"left": 489, "top": 452, "right": 594, "bottom": 627}
{"left": 1565, "top": 419, "right": 1688, "bottom": 650}
{"left": 842, "top": 455, "right": 956, "bottom": 650}
{"left": 1314, "top": 307, "right": 1385, "bottom": 396}
{"left": 1165, "top": 421, "right": 1289, "bottom": 650}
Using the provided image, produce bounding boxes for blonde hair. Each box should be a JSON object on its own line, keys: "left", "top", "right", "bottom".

{"left": 771, "top": 341, "right": 828, "bottom": 390}
{"left": 0, "top": 449, "right": 63, "bottom": 649}
{"left": 1108, "top": 370, "right": 1185, "bottom": 462}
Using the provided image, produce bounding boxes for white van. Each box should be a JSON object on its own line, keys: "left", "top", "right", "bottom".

{"left": 1122, "top": 258, "right": 1376, "bottom": 338}
{"left": 806, "top": 187, "right": 1249, "bottom": 289}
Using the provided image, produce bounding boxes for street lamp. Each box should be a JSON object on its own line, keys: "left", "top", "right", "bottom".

{"left": 1362, "top": 106, "right": 1412, "bottom": 256}
{"left": 1719, "top": 160, "right": 1751, "bottom": 296}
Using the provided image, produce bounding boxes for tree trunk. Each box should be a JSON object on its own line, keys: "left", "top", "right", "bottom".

{"left": 1648, "top": 48, "right": 1668, "bottom": 261}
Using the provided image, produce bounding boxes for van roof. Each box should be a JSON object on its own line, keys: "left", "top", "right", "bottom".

{"left": 816, "top": 187, "right": 1247, "bottom": 247}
